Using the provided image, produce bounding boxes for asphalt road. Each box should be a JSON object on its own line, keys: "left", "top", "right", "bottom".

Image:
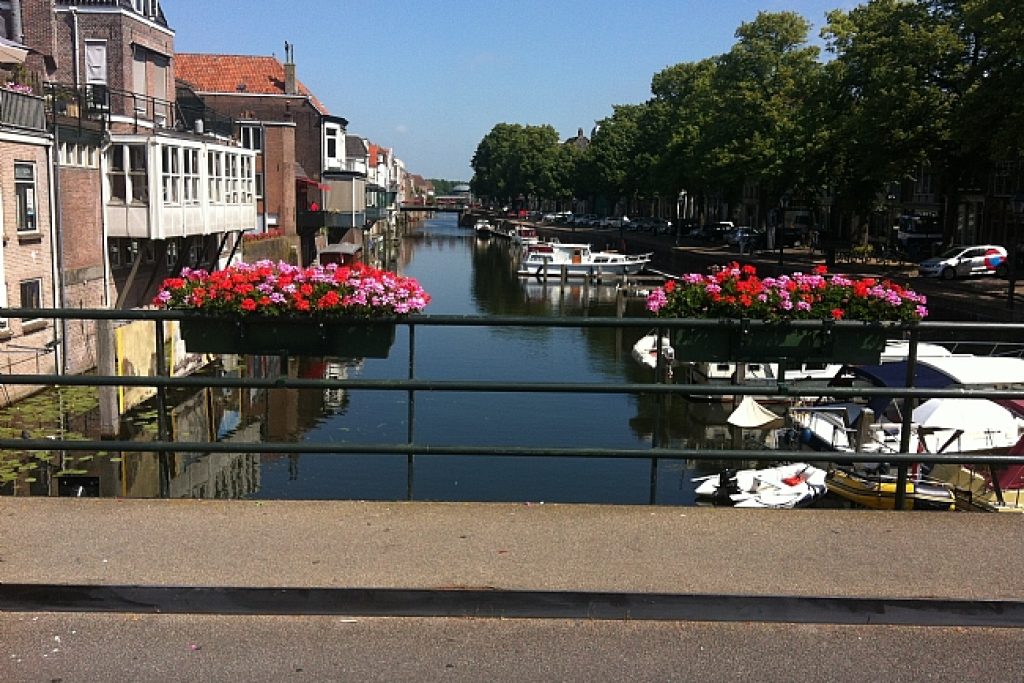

{"left": 4, "top": 612, "right": 1024, "bottom": 682}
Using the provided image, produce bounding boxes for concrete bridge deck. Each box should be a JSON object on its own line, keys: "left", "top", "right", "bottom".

{"left": 2, "top": 499, "right": 1023, "bottom": 680}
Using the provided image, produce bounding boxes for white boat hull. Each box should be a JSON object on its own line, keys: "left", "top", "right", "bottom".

{"left": 694, "top": 463, "right": 828, "bottom": 508}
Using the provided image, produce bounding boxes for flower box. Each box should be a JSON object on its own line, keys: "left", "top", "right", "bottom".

{"left": 179, "top": 318, "right": 397, "bottom": 358}
{"left": 671, "top": 323, "right": 887, "bottom": 364}
{"left": 155, "top": 260, "right": 429, "bottom": 358}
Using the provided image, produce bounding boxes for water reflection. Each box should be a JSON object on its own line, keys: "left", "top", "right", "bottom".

{"left": 2, "top": 214, "right": 771, "bottom": 502}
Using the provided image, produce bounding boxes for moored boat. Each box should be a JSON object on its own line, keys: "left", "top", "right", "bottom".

{"left": 825, "top": 466, "right": 956, "bottom": 510}
{"left": 694, "top": 462, "right": 828, "bottom": 508}
{"left": 517, "top": 242, "right": 651, "bottom": 279}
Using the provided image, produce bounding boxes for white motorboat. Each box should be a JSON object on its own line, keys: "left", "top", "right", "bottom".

{"left": 631, "top": 331, "right": 676, "bottom": 370}
{"left": 693, "top": 462, "right": 828, "bottom": 508}
{"left": 473, "top": 220, "right": 493, "bottom": 237}
{"left": 509, "top": 225, "right": 541, "bottom": 246}
{"left": 518, "top": 242, "right": 651, "bottom": 279}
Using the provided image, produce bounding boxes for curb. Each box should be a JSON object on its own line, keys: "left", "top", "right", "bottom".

{"left": 3, "top": 584, "right": 1023, "bottom": 628}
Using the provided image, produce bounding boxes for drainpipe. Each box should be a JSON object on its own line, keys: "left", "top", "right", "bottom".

{"left": 10, "top": 0, "right": 23, "bottom": 44}
{"left": 46, "top": 129, "right": 65, "bottom": 376}
{"left": 70, "top": 7, "right": 81, "bottom": 89}
{"left": 261, "top": 122, "right": 268, "bottom": 235}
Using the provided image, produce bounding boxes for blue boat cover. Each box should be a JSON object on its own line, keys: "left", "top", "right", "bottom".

{"left": 836, "top": 361, "right": 956, "bottom": 416}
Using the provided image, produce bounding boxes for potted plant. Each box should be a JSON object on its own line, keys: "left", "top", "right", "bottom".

{"left": 153, "top": 260, "right": 430, "bottom": 358}
{"left": 644, "top": 262, "right": 928, "bottom": 363}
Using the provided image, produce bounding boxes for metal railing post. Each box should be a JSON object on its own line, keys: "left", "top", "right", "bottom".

{"left": 895, "top": 328, "right": 920, "bottom": 510}
{"left": 406, "top": 322, "right": 416, "bottom": 501}
{"left": 153, "top": 319, "right": 171, "bottom": 497}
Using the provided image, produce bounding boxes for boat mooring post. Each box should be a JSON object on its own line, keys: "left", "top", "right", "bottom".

{"left": 894, "top": 329, "right": 920, "bottom": 510}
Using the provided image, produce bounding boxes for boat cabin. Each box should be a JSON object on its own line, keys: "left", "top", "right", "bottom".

{"left": 317, "top": 242, "right": 362, "bottom": 266}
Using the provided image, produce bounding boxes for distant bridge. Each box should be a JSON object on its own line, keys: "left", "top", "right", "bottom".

{"left": 398, "top": 203, "right": 467, "bottom": 213}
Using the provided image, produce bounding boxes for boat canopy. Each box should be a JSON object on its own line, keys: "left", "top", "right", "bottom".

{"left": 836, "top": 356, "right": 1024, "bottom": 416}
{"left": 834, "top": 361, "right": 957, "bottom": 416}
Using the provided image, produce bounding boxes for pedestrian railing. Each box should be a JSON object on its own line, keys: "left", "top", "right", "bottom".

{"left": 1, "top": 307, "right": 1022, "bottom": 507}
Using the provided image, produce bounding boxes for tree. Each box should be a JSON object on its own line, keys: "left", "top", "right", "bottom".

{"left": 470, "top": 123, "right": 566, "bottom": 205}
{"left": 704, "top": 12, "right": 823, "bottom": 209}
{"left": 822, "top": 0, "right": 964, "bottom": 239}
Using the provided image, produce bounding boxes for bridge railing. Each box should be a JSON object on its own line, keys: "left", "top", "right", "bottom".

{"left": 1, "top": 308, "right": 1022, "bottom": 506}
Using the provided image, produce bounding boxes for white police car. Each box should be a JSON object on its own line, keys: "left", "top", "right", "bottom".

{"left": 918, "top": 245, "right": 1008, "bottom": 280}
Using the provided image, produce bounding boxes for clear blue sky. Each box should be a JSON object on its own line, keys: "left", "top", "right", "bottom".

{"left": 168, "top": 0, "right": 857, "bottom": 182}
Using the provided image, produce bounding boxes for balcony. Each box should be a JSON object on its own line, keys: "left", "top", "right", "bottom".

{"left": 297, "top": 209, "right": 365, "bottom": 235}
{"left": 365, "top": 206, "right": 390, "bottom": 223}
{"left": 0, "top": 87, "right": 46, "bottom": 131}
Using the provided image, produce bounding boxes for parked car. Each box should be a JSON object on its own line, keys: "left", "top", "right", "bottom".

{"left": 918, "top": 245, "right": 1008, "bottom": 280}
{"left": 726, "top": 226, "right": 764, "bottom": 249}
{"left": 649, "top": 218, "right": 674, "bottom": 235}
{"left": 606, "top": 216, "right": 631, "bottom": 229}
{"left": 629, "top": 217, "right": 652, "bottom": 232}
{"left": 697, "top": 221, "right": 734, "bottom": 242}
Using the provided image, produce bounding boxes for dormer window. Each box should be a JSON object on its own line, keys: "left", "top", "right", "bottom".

{"left": 133, "top": 0, "right": 160, "bottom": 18}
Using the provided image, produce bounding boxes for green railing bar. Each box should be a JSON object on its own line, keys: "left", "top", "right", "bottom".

{"left": 0, "top": 372, "right": 1020, "bottom": 401}
{"left": 3, "top": 437, "right": 1022, "bottom": 466}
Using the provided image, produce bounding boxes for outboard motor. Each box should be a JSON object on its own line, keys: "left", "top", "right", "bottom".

{"left": 713, "top": 468, "right": 739, "bottom": 504}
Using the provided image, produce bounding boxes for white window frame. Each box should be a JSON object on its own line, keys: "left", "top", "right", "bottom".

{"left": 240, "top": 125, "right": 262, "bottom": 151}
{"left": 182, "top": 147, "right": 199, "bottom": 205}
{"left": 15, "top": 162, "right": 37, "bottom": 233}
{"left": 161, "top": 144, "right": 180, "bottom": 205}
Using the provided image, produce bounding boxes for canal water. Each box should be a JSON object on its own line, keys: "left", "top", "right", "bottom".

{"left": 1, "top": 214, "right": 768, "bottom": 502}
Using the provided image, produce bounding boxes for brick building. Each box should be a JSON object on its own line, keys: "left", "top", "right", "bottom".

{"left": 4, "top": 0, "right": 258, "bottom": 382}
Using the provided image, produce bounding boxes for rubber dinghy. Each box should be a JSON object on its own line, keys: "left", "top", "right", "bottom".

{"left": 694, "top": 463, "right": 828, "bottom": 508}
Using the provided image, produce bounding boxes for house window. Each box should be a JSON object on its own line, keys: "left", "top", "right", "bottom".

{"left": 15, "top": 162, "right": 37, "bottom": 232}
{"left": 165, "top": 239, "right": 179, "bottom": 269}
{"left": 182, "top": 148, "right": 199, "bottom": 204}
{"left": 126, "top": 240, "right": 140, "bottom": 264}
{"left": 108, "top": 240, "right": 122, "bottom": 268}
{"left": 188, "top": 241, "right": 205, "bottom": 267}
{"left": 241, "top": 156, "right": 254, "bottom": 203}
{"left": 19, "top": 279, "right": 42, "bottom": 324}
{"left": 129, "top": 145, "right": 147, "bottom": 202}
{"left": 107, "top": 144, "right": 148, "bottom": 203}
{"left": 326, "top": 129, "right": 338, "bottom": 159}
{"left": 161, "top": 145, "right": 180, "bottom": 204}
{"left": 227, "top": 154, "right": 239, "bottom": 203}
{"left": 208, "top": 151, "right": 222, "bottom": 203}
{"left": 240, "top": 125, "right": 262, "bottom": 151}
{"left": 133, "top": 0, "right": 160, "bottom": 17}
{"left": 255, "top": 172, "right": 264, "bottom": 199}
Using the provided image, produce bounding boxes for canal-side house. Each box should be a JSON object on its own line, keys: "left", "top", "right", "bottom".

{"left": 176, "top": 46, "right": 371, "bottom": 266}
{"left": 0, "top": 75, "right": 58, "bottom": 402}
{"left": 11, "top": 0, "right": 256, "bottom": 387}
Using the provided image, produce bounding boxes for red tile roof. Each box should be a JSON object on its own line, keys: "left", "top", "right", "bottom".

{"left": 175, "top": 53, "right": 329, "bottom": 115}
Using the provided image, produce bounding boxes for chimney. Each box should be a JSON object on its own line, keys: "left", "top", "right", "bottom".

{"left": 283, "top": 41, "right": 297, "bottom": 95}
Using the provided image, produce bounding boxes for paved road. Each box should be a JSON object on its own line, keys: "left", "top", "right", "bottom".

{"left": 4, "top": 612, "right": 1024, "bottom": 682}
{"left": 2, "top": 499, "right": 1024, "bottom": 680}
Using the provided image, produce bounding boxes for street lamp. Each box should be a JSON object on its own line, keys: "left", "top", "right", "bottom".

{"left": 676, "top": 190, "right": 687, "bottom": 245}
{"left": 778, "top": 193, "right": 791, "bottom": 268}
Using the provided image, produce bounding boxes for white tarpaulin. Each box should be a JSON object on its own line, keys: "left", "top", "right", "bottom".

{"left": 727, "top": 396, "right": 783, "bottom": 428}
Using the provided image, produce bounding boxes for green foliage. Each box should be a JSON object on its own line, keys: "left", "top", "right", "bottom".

{"left": 469, "top": 1, "right": 1017, "bottom": 233}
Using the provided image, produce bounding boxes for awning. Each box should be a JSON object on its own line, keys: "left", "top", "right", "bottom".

{"left": 296, "top": 177, "right": 330, "bottom": 191}
{"left": 0, "top": 37, "right": 29, "bottom": 65}
{"left": 294, "top": 161, "right": 329, "bottom": 191}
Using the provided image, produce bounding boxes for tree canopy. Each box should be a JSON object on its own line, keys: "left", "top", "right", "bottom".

{"left": 469, "top": 1, "right": 1023, "bottom": 241}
